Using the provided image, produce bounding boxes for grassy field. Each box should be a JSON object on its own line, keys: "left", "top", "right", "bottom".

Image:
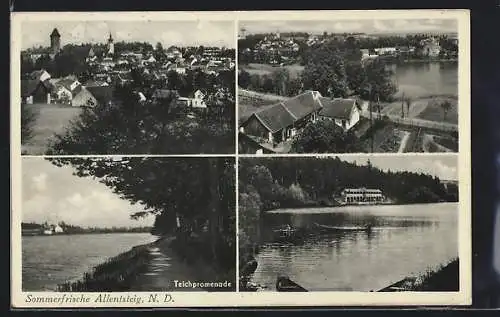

{"left": 416, "top": 97, "right": 458, "bottom": 124}
{"left": 354, "top": 119, "right": 458, "bottom": 153}
{"left": 241, "top": 63, "right": 305, "bottom": 79}
{"left": 380, "top": 96, "right": 458, "bottom": 125}
{"left": 22, "top": 103, "right": 82, "bottom": 155}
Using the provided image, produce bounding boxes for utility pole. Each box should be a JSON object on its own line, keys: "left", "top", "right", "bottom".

{"left": 401, "top": 91, "right": 405, "bottom": 118}
{"left": 369, "top": 83, "right": 374, "bottom": 153}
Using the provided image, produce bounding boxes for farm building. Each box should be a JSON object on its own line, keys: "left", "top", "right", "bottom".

{"left": 239, "top": 91, "right": 361, "bottom": 150}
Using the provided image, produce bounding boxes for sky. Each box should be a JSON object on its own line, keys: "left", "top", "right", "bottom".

{"left": 21, "top": 20, "right": 235, "bottom": 50}
{"left": 22, "top": 158, "right": 154, "bottom": 228}
{"left": 239, "top": 19, "right": 457, "bottom": 36}
{"left": 338, "top": 155, "right": 458, "bottom": 181}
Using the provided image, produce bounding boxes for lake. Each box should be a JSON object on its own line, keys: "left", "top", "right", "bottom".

{"left": 22, "top": 232, "right": 158, "bottom": 291}
{"left": 250, "top": 203, "right": 458, "bottom": 291}
{"left": 390, "top": 62, "right": 458, "bottom": 99}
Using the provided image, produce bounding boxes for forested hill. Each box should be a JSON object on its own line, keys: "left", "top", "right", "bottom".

{"left": 239, "top": 157, "right": 458, "bottom": 211}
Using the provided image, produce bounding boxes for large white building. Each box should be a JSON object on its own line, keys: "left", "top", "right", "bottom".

{"left": 340, "top": 188, "right": 384, "bottom": 204}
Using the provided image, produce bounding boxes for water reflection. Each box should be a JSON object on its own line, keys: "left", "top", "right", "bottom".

{"left": 391, "top": 62, "right": 458, "bottom": 98}
{"left": 251, "top": 203, "right": 458, "bottom": 291}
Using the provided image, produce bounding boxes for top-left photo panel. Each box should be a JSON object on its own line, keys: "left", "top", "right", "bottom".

{"left": 14, "top": 14, "right": 236, "bottom": 155}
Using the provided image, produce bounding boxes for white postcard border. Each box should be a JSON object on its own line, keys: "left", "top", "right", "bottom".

{"left": 11, "top": 9, "right": 471, "bottom": 308}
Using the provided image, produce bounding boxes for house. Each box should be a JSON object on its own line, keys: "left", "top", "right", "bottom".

{"left": 53, "top": 78, "right": 83, "bottom": 105}
{"left": 177, "top": 90, "right": 207, "bottom": 109}
{"left": 54, "top": 224, "right": 64, "bottom": 233}
{"left": 84, "top": 79, "right": 109, "bottom": 87}
{"left": 30, "top": 69, "right": 51, "bottom": 82}
{"left": 422, "top": 41, "right": 441, "bottom": 57}
{"left": 86, "top": 86, "right": 114, "bottom": 107}
{"left": 191, "top": 90, "right": 207, "bottom": 108}
{"left": 374, "top": 47, "right": 397, "bottom": 55}
{"left": 72, "top": 87, "right": 98, "bottom": 108}
{"left": 318, "top": 98, "right": 360, "bottom": 131}
{"left": 239, "top": 91, "right": 322, "bottom": 145}
{"left": 71, "top": 45, "right": 96, "bottom": 63}
{"left": 21, "top": 79, "right": 53, "bottom": 104}
{"left": 341, "top": 188, "right": 384, "bottom": 204}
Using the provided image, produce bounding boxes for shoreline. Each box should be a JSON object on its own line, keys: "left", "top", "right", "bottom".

{"left": 378, "top": 258, "right": 459, "bottom": 292}
{"left": 21, "top": 231, "right": 153, "bottom": 237}
{"left": 55, "top": 235, "right": 236, "bottom": 292}
{"left": 263, "top": 200, "right": 459, "bottom": 213}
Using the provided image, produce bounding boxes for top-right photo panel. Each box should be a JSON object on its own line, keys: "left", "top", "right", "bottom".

{"left": 238, "top": 16, "right": 462, "bottom": 154}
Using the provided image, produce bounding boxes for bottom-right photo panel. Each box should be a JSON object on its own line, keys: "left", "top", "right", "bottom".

{"left": 238, "top": 155, "right": 459, "bottom": 292}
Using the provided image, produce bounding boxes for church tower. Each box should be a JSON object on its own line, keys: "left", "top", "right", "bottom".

{"left": 107, "top": 33, "right": 114, "bottom": 56}
{"left": 50, "top": 28, "right": 61, "bottom": 56}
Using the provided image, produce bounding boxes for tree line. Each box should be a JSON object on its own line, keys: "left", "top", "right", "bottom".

{"left": 21, "top": 222, "right": 153, "bottom": 234}
{"left": 239, "top": 156, "right": 458, "bottom": 213}
{"left": 47, "top": 157, "right": 236, "bottom": 274}
{"left": 239, "top": 39, "right": 398, "bottom": 102}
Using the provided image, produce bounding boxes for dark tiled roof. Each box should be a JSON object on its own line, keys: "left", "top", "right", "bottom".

{"left": 243, "top": 90, "right": 324, "bottom": 133}
{"left": 318, "top": 97, "right": 356, "bottom": 120}
{"left": 152, "top": 89, "right": 177, "bottom": 99}
{"left": 86, "top": 86, "right": 114, "bottom": 105}
{"left": 51, "top": 28, "right": 60, "bottom": 37}
{"left": 21, "top": 80, "right": 40, "bottom": 97}
{"left": 281, "top": 91, "right": 322, "bottom": 119}
{"left": 30, "top": 70, "right": 49, "bottom": 81}
{"left": 252, "top": 103, "right": 296, "bottom": 133}
{"left": 55, "top": 78, "right": 76, "bottom": 91}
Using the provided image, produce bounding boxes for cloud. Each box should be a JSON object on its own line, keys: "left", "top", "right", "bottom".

{"left": 22, "top": 21, "right": 235, "bottom": 49}
{"left": 31, "top": 173, "right": 47, "bottom": 193}
{"left": 332, "top": 22, "right": 364, "bottom": 32}
{"left": 22, "top": 159, "right": 154, "bottom": 228}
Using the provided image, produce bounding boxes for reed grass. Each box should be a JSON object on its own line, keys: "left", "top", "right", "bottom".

{"left": 56, "top": 243, "right": 153, "bottom": 292}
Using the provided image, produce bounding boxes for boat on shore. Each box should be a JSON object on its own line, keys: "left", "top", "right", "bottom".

{"left": 313, "top": 222, "right": 373, "bottom": 232}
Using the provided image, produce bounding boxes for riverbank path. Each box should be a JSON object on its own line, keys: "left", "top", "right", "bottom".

{"left": 130, "top": 237, "right": 206, "bottom": 292}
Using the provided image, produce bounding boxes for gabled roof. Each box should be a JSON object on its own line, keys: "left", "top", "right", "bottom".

{"left": 242, "top": 90, "right": 323, "bottom": 133}
{"left": 50, "top": 28, "right": 60, "bottom": 37}
{"left": 281, "top": 91, "right": 322, "bottom": 119}
{"left": 86, "top": 86, "right": 114, "bottom": 105}
{"left": 21, "top": 80, "right": 40, "bottom": 97}
{"left": 29, "top": 69, "right": 50, "bottom": 81}
{"left": 318, "top": 97, "right": 357, "bottom": 120}
{"left": 251, "top": 103, "right": 296, "bottom": 133}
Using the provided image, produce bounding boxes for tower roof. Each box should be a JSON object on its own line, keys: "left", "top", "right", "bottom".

{"left": 51, "top": 28, "right": 61, "bottom": 37}
{"left": 108, "top": 33, "right": 113, "bottom": 41}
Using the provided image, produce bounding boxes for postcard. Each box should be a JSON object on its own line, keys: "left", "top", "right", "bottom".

{"left": 11, "top": 9, "right": 471, "bottom": 308}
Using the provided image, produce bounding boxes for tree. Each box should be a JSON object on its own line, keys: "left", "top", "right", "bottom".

{"left": 440, "top": 100, "right": 452, "bottom": 121}
{"left": 21, "top": 103, "right": 37, "bottom": 145}
{"left": 154, "top": 42, "right": 165, "bottom": 62}
{"left": 271, "top": 68, "right": 290, "bottom": 96}
{"left": 404, "top": 96, "right": 412, "bottom": 117}
{"left": 238, "top": 69, "right": 251, "bottom": 89}
{"left": 302, "top": 43, "right": 349, "bottom": 98}
{"left": 359, "top": 58, "right": 397, "bottom": 102}
{"left": 48, "top": 157, "right": 235, "bottom": 271}
{"left": 291, "top": 120, "right": 361, "bottom": 153}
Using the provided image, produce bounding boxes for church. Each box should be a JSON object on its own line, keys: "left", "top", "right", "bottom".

{"left": 48, "top": 28, "right": 116, "bottom": 61}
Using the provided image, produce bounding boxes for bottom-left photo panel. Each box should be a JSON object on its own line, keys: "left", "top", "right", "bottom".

{"left": 19, "top": 156, "right": 236, "bottom": 292}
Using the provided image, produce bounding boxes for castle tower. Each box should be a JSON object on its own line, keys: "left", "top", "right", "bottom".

{"left": 107, "top": 33, "right": 114, "bottom": 56}
{"left": 50, "top": 28, "right": 61, "bottom": 55}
